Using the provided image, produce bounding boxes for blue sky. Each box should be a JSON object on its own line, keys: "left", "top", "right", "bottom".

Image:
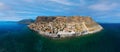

{"left": 0, "top": 0, "right": 120, "bottom": 23}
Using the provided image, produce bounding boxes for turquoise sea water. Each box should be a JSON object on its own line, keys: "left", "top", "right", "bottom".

{"left": 0, "top": 22, "right": 120, "bottom": 52}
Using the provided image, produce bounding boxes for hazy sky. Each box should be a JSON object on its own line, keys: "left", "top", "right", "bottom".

{"left": 0, "top": 0, "right": 120, "bottom": 23}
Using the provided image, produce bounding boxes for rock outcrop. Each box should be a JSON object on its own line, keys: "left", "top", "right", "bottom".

{"left": 28, "top": 16, "right": 103, "bottom": 38}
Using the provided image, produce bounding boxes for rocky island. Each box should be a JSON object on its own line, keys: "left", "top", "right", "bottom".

{"left": 28, "top": 16, "right": 103, "bottom": 38}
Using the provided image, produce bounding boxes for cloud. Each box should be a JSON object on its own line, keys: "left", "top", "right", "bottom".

{"left": 88, "top": 2, "right": 118, "bottom": 11}
{"left": 79, "top": 0, "right": 86, "bottom": 6}
{"left": 0, "top": 9, "right": 24, "bottom": 21}
{"left": 50, "top": 0, "right": 77, "bottom": 6}
{"left": 0, "top": 2, "right": 7, "bottom": 10}
{"left": 113, "top": 13, "right": 120, "bottom": 17}
{"left": 0, "top": 2, "right": 4, "bottom": 7}
{"left": 22, "top": 0, "right": 35, "bottom": 3}
{"left": 41, "top": 7, "right": 62, "bottom": 12}
{"left": 15, "top": 11, "right": 37, "bottom": 14}
{"left": 0, "top": 16, "right": 23, "bottom": 21}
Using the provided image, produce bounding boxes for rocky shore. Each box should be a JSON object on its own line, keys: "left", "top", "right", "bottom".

{"left": 28, "top": 16, "right": 103, "bottom": 38}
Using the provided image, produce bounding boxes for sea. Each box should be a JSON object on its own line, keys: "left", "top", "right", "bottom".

{"left": 0, "top": 21, "right": 120, "bottom": 52}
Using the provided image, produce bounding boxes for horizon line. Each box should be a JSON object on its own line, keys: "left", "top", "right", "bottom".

{"left": 0, "top": 20, "right": 120, "bottom": 23}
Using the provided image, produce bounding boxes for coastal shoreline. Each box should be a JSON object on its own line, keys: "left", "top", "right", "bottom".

{"left": 28, "top": 24, "right": 103, "bottom": 39}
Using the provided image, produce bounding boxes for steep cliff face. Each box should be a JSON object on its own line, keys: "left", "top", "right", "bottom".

{"left": 28, "top": 16, "right": 103, "bottom": 38}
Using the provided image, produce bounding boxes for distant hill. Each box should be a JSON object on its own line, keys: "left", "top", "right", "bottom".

{"left": 18, "top": 19, "right": 34, "bottom": 24}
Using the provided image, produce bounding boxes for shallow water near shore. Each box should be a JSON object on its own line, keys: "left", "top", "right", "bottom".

{"left": 0, "top": 22, "right": 120, "bottom": 52}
